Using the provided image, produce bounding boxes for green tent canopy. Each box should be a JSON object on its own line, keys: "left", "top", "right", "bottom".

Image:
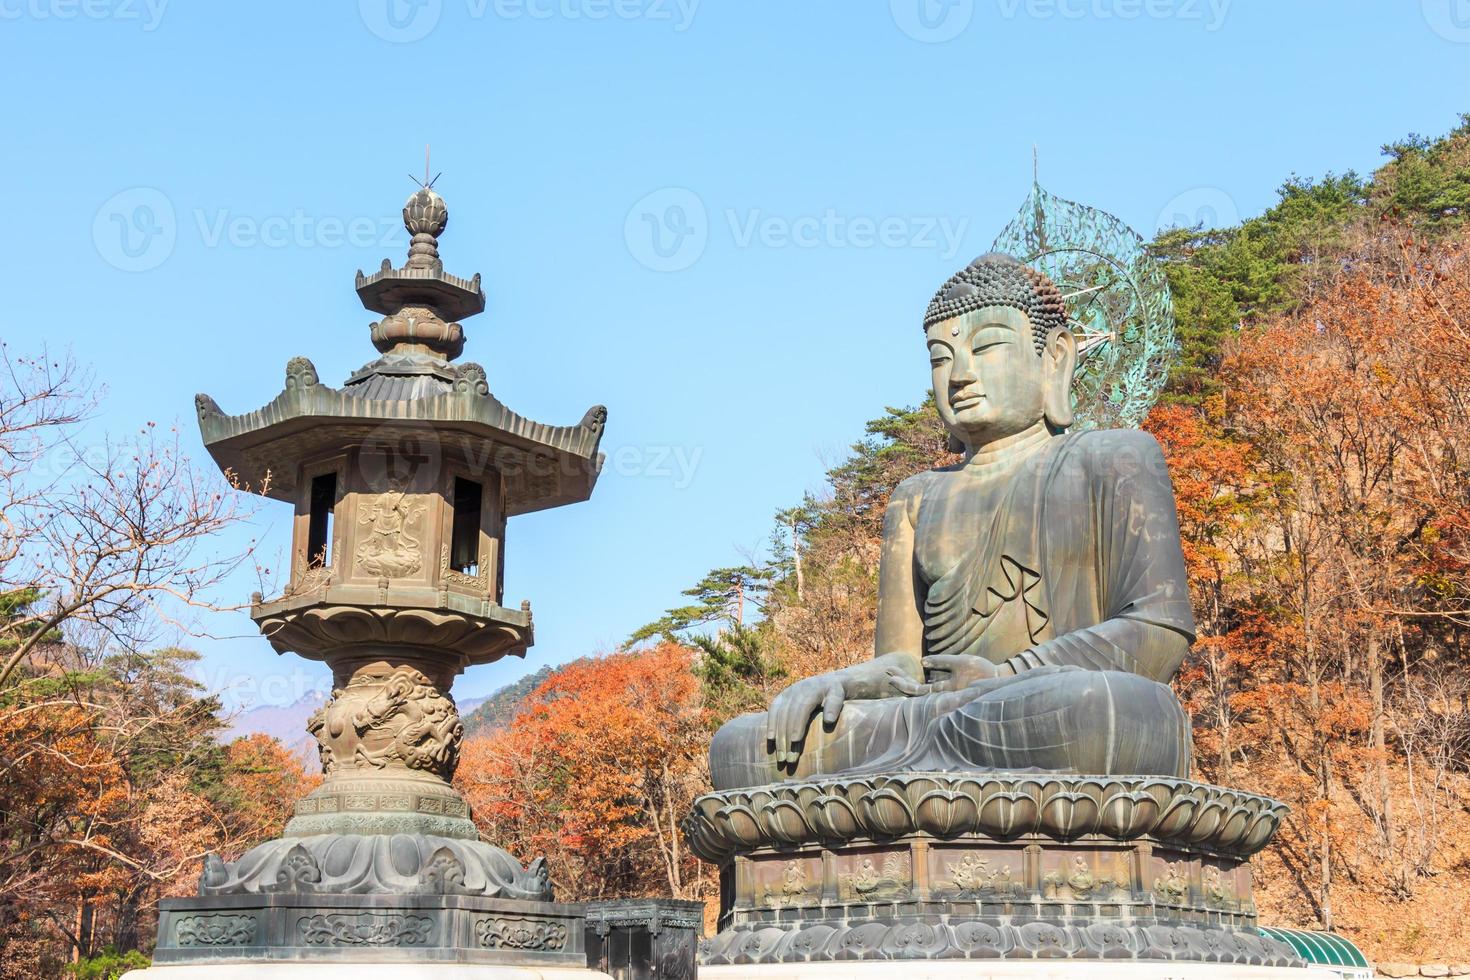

{"left": 1259, "top": 927, "right": 1371, "bottom": 971}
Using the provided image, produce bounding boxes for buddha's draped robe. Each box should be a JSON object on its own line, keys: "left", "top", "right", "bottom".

{"left": 709, "top": 429, "right": 1195, "bottom": 790}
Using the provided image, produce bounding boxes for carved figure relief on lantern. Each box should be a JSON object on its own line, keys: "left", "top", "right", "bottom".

{"left": 341, "top": 432, "right": 439, "bottom": 589}
{"left": 355, "top": 486, "right": 427, "bottom": 578}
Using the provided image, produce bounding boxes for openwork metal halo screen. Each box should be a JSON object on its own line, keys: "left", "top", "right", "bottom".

{"left": 991, "top": 183, "right": 1177, "bottom": 430}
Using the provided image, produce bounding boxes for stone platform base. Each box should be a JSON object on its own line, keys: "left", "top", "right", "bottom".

{"left": 149, "top": 892, "right": 589, "bottom": 969}
{"left": 123, "top": 966, "right": 610, "bottom": 979}
{"left": 686, "top": 772, "right": 1300, "bottom": 969}
{"left": 701, "top": 963, "right": 1319, "bottom": 979}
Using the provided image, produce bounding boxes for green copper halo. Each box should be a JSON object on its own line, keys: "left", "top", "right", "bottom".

{"left": 991, "top": 182, "right": 1177, "bottom": 430}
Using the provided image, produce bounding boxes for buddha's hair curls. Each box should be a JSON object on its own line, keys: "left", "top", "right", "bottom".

{"left": 923, "top": 253, "right": 1068, "bottom": 353}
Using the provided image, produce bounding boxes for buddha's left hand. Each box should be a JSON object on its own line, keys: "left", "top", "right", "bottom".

{"left": 919, "top": 654, "right": 1009, "bottom": 692}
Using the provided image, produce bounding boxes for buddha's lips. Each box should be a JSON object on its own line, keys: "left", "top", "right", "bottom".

{"left": 951, "top": 393, "right": 985, "bottom": 409}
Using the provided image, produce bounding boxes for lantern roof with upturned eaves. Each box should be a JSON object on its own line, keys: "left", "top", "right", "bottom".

{"left": 194, "top": 185, "right": 607, "bottom": 516}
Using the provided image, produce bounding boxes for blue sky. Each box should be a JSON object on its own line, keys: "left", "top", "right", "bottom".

{"left": 4, "top": 0, "right": 1469, "bottom": 708}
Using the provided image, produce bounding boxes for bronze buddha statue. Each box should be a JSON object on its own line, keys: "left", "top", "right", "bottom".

{"left": 709, "top": 253, "right": 1195, "bottom": 789}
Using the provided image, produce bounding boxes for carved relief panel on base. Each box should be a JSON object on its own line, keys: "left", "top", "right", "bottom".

{"left": 927, "top": 845, "right": 1026, "bottom": 901}
{"left": 1039, "top": 847, "right": 1133, "bottom": 903}
{"left": 833, "top": 847, "right": 912, "bottom": 904}
{"left": 750, "top": 855, "right": 821, "bottom": 910}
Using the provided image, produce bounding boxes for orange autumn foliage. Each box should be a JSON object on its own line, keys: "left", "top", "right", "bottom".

{"left": 455, "top": 642, "right": 711, "bottom": 901}
{"left": 1146, "top": 403, "right": 1277, "bottom": 784}
{"left": 221, "top": 733, "right": 322, "bottom": 849}
{"left": 0, "top": 660, "right": 318, "bottom": 976}
{"left": 1143, "top": 233, "right": 1470, "bottom": 954}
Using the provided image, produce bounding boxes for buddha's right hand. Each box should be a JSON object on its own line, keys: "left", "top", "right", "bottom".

{"left": 766, "top": 654, "right": 926, "bottom": 768}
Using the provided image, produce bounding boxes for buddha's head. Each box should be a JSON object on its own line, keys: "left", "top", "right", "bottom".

{"left": 923, "top": 253, "right": 1077, "bottom": 453}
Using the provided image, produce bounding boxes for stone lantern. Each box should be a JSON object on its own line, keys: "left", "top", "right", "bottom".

{"left": 139, "top": 185, "right": 613, "bottom": 975}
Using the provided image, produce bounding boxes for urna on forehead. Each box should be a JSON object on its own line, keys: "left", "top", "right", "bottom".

{"left": 923, "top": 252, "right": 1067, "bottom": 353}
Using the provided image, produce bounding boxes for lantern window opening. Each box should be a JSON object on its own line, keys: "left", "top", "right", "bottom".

{"left": 307, "top": 473, "right": 337, "bottom": 568}
{"left": 452, "top": 477, "right": 483, "bottom": 575}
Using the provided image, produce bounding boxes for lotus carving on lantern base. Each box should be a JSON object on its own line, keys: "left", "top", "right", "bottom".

{"left": 252, "top": 595, "right": 532, "bottom": 666}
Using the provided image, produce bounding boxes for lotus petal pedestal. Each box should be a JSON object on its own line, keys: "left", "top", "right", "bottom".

{"left": 684, "top": 772, "right": 1310, "bottom": 972}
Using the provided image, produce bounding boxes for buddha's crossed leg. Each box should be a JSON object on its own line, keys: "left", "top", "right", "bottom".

{"left": 709, "top": 666, "right": 1190, "bottom": 790}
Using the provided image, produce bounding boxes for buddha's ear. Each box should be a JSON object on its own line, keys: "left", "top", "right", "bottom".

{"left": 946, "top": 431, "right": 965, "bottom": 455}
{"left": 1042, "top": 326, "right": 1078, "bottom": 432}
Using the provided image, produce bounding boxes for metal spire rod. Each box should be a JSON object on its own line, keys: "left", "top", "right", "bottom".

{"left": 409, "top": 144, "right": 442, "bottom": 190}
